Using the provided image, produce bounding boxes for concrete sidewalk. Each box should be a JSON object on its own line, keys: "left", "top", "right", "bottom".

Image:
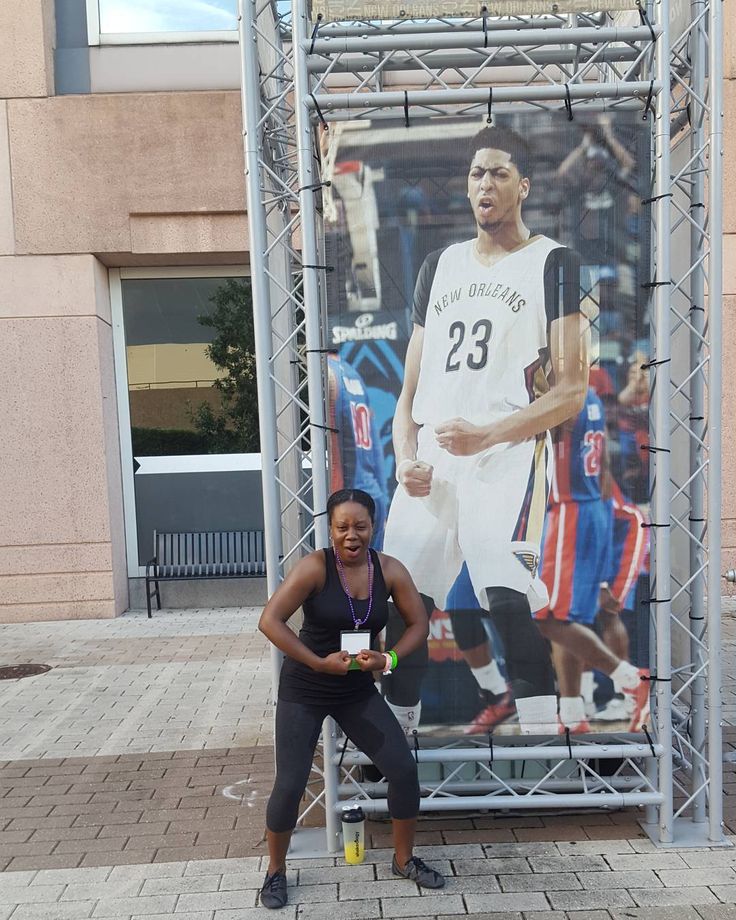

{"left": 1, "top": 606, "right": 736, "bottom": 920}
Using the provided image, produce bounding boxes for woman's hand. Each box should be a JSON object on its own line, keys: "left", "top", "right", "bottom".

{"left": 319, "top": 651, "right": 352, "bottom": 675}
{"left": 354, "top": 650, "right": 387, "bottom": 672}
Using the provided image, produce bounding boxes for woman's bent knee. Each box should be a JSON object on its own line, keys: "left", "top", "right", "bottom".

{"left": 386, "top": 764, "right": 420, "bottom": 820}
{"left": 266, "top": 783, "right": 304, "bottom": 833}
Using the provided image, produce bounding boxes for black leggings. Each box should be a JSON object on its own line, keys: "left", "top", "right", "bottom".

{"left": 266, "top": 692, "right": 420, "bottom": 833}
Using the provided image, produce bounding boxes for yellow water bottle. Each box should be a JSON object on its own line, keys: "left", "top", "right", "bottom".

{"left": 341, "top": 805, "right": 365, "bottom": 864}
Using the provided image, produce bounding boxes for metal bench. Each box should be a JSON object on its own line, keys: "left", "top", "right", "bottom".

{"left": 145, "top": 530, "right": 266, "bottom": 617}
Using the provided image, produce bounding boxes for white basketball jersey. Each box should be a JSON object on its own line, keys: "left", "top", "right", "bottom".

{"left": 412, "top": 236, "right": 562, "bottom": 427}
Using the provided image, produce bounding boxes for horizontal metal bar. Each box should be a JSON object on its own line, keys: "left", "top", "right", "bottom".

{"left": 317, "top": 98, "right": 652, "bottom": 121}
{"left": 314, "top": 16, "right": 572, "bottom": 37}
{"left": 310, "top": 79, "right": 662, "bottom": 113}
{"left": 339, "top": 776, "right": 654, "bottom": 795}
{"left": 307, "top": 25, "right": 660, "bottom": 55}
{"left": 308, "top": 45, "right": 640, "bottom": 73}
{"left": 334, "top": 742, "right": 663, "bottom": 765}
{"left": 337, "top": 792, "right": 665, "bottom": 813}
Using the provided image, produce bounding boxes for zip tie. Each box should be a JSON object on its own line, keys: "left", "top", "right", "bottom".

{"left": 310, "top": 93, "right": 328, "bottom": 129}
{"left": 641, "top": 522, "right": 669, "bottom": 529}
{"left": 337, "top": 735, "right": 350, "bottom": 769}
{"left": 481, "top": 5, "right": 489, "bottom": 47}
{"left": 641, "top": 280, "right": 672, "bottom": 289}
{"left": 690, "top": 306, "right": 705, "bottom": 313}
{"left": 564, "top": 726, "right": 573, "bottom": 761}
{"left": 690, "top": 414, "right": 705, "bottom": 420}
{"left": 642, "top": 724, "right": 656, "bottom": 757}
{"left": 690, "top": 201, "right": 705, "bottom": 209}
{"left": 412, "top": 729, "right": 420, "bottom": 762}
{"left": 313, "top": 509, "right": 329, "bottom": 517}
{"left": 688, "top": 516, "right": 705, "bottom": 522}
{"left": 488, "top": 731, "right": 494, "bottom": 767}
{"left": 298, "top": 180, "right": 331, "bottom": 193}
{"left": 641, "top": 672, "right": 672, "bottom": 682}
{"left": 640, "top": 357, "right": 671, "bottom": 369}
{"left": 641, "top": 192, "right": 672, "bottom": 204}
{"left": 302, "top": 264, "right": 335, "bottom": 272}
{"left": 403, "top": 91, "right": 410, "bottom": 128}
{"left": 640, "top": 445, "right": 671, "bottom": 454}
{"left": 486, "top": 86, "right": 493, "bottom": 125}
{"left": 642, "top": 597, "right": 672, "bottom": 605}
{"left": 638, "top": 5, "right": 656, "bottom": 44}
{"left": 689, "top": 615, "right": 705, "bottom": 621}
{"left": 309, "top": 13, "right": 323, "bottom": 55}
{"left": 305, "top": 347, "right": 334, "bottom": 353}
{"left": 563, "top": 84, "right": 573, "bottom": 121}
{"left": 642, "top": 80, "right": 655, "bottom": 120}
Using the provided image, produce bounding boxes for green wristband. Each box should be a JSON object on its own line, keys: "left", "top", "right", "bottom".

{"left": 388, "top": 649, "right": 398, "bottom": 670}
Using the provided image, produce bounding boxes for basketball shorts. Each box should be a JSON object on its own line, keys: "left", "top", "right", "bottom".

{"left": 383, "top": 425, "right": 551, "bottom": 612}
{"left": 535, "top": 498, "right": 612, "bottom": 626}
{"left": 605, "top": 498, "right": 648, "bottom": 611}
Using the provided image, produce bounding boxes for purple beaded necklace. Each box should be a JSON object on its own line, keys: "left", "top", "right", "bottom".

{"left": 334, "top": 548, "right": 374, "bottom": 629}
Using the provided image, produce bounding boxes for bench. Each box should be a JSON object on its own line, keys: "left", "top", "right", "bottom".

{"left": 145, "top": 530, "right": 266, "bottom": 617}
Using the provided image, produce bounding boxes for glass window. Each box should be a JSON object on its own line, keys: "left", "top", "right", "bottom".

{"left": 98, "top": 0, "right": 238, "bottom": 34}
{"left": 121, "top": 276, "right": 263, "bottom": 567}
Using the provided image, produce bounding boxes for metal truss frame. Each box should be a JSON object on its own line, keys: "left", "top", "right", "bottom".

{"left": 237, "top": 0, "right": 725, "bottom": 851}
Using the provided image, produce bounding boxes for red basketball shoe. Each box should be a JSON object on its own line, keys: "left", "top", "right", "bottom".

{"left": 558, "top": 719, "right": 591, "bottom": 734}
{"left": 464, "top": 691, "right": 516, "bottom": 734}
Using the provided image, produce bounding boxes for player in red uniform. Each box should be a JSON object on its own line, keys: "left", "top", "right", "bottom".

{"left": 534, "top": 387, "right": 649, "bottom": 733}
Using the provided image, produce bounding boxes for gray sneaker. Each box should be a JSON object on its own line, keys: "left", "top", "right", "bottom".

{"left": 260, "top": 870, "right": 288, "bottom": 908}
{"left": 391, "top": 855, "right": 445, "bottom": 889}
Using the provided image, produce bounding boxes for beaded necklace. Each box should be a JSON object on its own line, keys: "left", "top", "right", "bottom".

{"left": 334, "top": 548, "right": 374, "bottom": 629}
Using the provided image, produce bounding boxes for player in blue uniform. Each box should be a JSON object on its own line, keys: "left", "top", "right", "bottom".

{"left": 327, "top": 352, "right": 388, "bottom": 547}
{"left": 534, "top": 387, "right": 649, "bottom": 733}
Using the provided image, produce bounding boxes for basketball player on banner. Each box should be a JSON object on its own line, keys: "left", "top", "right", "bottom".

{"left": 327, "top": 350, "right": 389, "bottom": 548}
{"left": 533, "top": 382, "right": 650, "bottom": 733}
{"left": 383, "top": 125, "right": 591, "bottom": 730}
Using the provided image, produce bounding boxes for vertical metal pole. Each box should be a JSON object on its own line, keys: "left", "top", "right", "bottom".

{"left": 292, "top": 0, "right": 339, "bottom": 853}
{"left": 652, "top": 0, "right": 673, "bottom": 845}
{"left": 687, "top": 0, "right": 707, "bottom": 826}
{"left": 292, "top": 15, "right": 329, "bottom": 545}
{"left": 238, "top": 0, "right": 285, "bottom": 692}
{"left": 706, "top": 0, "right": 724, "bottom": 845}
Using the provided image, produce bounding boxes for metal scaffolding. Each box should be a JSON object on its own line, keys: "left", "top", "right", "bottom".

{"left": 238, "top": 0, "right": 725, "bottom": 850}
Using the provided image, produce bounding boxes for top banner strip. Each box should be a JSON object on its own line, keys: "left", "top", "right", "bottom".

{"left": 311, "top": 0, "right": 639, "bottom": 19}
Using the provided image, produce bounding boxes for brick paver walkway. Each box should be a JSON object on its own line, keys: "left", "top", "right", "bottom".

{"left": 1, "top": 605, "right": 735, "bottom": 919}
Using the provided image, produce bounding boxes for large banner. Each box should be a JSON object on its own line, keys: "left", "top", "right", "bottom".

{"left": 324, "top": 112, "right": 651, "bottom": 738}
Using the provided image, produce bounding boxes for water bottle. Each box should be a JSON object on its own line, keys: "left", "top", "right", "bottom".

{"left": 341, "top": 804, "right": 365, "bottom": 864}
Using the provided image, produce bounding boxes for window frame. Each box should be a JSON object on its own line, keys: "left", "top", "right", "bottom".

{"left": 110, "top": 265, "right": 251, "bottom": 578}
{"left": 86, "top": 0, "right": 239, "bottom": 46}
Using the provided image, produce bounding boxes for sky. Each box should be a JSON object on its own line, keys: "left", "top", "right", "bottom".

{"left": 99, "top": 0, "right": 239, "bottom": 32}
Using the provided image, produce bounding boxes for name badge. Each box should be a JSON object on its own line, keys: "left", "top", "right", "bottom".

{"left": 341, "top": 630, "right": 371, "bottom": 657}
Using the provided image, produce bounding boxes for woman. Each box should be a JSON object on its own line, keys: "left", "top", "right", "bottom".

{"left": 258, "top": 488, "right": 444, "bottom": 909}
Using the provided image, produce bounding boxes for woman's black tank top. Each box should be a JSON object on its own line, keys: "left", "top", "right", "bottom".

{"left": 278, "top": 548, "right": 390, "bottom": 705}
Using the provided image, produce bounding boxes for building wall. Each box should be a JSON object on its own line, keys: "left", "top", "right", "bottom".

{"left": 0, "top": 2, "right": 734, "bottom": 620}
{"left": 0, "top": 3, "right": 249, "bottom": 621}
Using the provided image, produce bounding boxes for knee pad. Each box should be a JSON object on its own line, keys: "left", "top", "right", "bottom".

{"left": 485, "top": 586, "right": 555, "bottom": 697}
{"left": 447, "top": 608, "right": 489, "bottom": 651}
{"left": 383, "top": 656, "right": 426, "bottom": 707}
{"left": 383, "top": 598, "right": 430, "bottom": 707}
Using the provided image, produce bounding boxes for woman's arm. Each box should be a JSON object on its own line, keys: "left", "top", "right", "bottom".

{"left": 258, "top": 553, "right": 351, "bottom": 676}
